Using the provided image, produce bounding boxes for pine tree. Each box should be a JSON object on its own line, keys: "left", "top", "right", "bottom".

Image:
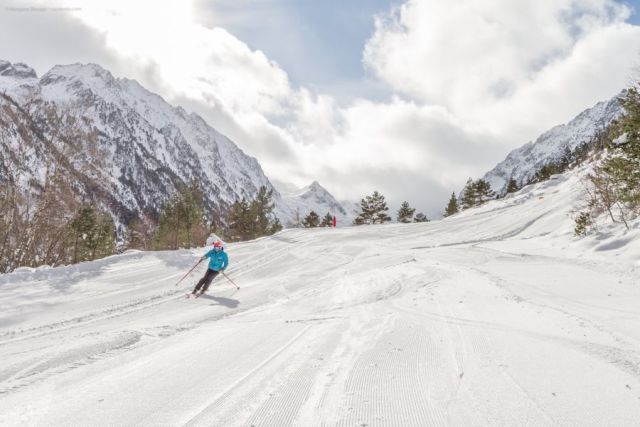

{"left": 250, "top": 186, "right": 275, "bottom": 237}
{"left": 303, "top": 211, "right": 320, "bottom": 228}
{"left": 227, "top": 199, "right": 251, "bottom": 241}
{"left": 155, "top": 184, "right": 206, "bottom": 249}
{"left": 475, "top": 179, "right": 496, "bottom": 204}
{"left": 70, "top": 206, "right": 98, "bottom": 263}
{"left": 89, "top": 212, "right": 116, "bottom": 260}
{"left": 70, "top": 206, "right": 116, "bottom": 263}
{"left": 461, "top": 179, "right": 496, "bottom": 209}
{"left": 226, "top": 187, "right": 282, "bottom": 241}
{"left": 397, "top": 201, "right": 415, "bottom": 223}
{"left": 177, "top": 184, "right": 206, "bottom": 248}
{"left": 320, "top": 213, "right": 333, "bottom": 227}
{"left": 460, "top": 178, "right": 477, "bottom": 209}
{"left": 371, "top": 191, "right": 391, "bottom": 224}
{"left": 559, "top": 146, "right": 573, "bottom": 170}
{"left": 574, "top": 212, "right": 592, "bottom": 237}
{"left": 269, "top": 217, "right": 283, "bottom": 234}
{"left": 156, "top": 197, "right": 179, "bottom": 249}
{"left": 354, "top": 191, "right": 391, "bottom": 225}
{"left": 414, "top": 213, "right": 429, "bottom": 222}
{"left": 602, "top": 87, "right": 640, "bottom": 211}
{"left": 354, "top": 194, "right": 375, "bottom": 225}
{"left": 127, "top": 214, "right": 157, "bottom": 250}
{"left": 535, "top": 162, "right": 559, "bottom": 182}
{"left": 443, "top": 192, "right": 459, "bottom": 216}
{"left": 506, "top": 177, "right": 519, "bottom": 194}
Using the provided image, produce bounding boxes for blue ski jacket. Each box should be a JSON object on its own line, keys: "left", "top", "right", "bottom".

{"left": 202, "top": 249, "right": 229, "bottom": 272}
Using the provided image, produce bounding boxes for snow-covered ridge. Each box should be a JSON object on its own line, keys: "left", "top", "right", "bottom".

{"left": 481, "top": 93, "right": 623, "bottom": 194}
{"left": 0, "top": 59, "right": 348, "bottom": 228}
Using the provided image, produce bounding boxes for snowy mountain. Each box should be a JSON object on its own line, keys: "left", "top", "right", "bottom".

{"left": 282, "top": 181, "right": 358, "bottom": 226}
{"left": 481, "top": 93, "right": 623, "bottom": 194}
{"left": 0, "top": 59, "right": 343, "bottom": 230}
{"left": 2, "top": 162, "right": 639, "bottom": 425}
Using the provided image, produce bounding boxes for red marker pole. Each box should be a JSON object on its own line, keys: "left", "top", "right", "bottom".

{"left": 332, "top": 215, "right": 337, "bottom": 228}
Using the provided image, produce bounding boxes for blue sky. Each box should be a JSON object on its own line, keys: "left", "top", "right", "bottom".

{"left": 629, "top": 0, "right": 640, "bottom": 22}
{"left": 200, "top": 0, "right": 400, "bottom": 96}
{"left": 201, "top": 0, "right": 640, "bottom": 101}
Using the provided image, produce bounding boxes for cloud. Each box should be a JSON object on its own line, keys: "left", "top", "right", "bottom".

{"left": 0, "top": 4, "right": 113, "bottom": 73}
{"left": 2, "top": 0, "right": 639, "bottom": 217}
{"left": 363, "top": 0, "right": 640, "bottom": 142}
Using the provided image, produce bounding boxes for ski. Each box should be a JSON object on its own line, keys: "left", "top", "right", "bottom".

{"left": 186, "top": 291, "right": 205, "bottom": 299}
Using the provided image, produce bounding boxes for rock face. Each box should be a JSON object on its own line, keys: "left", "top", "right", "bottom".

{"left": 1, "top": 59, "right": 350, "bottom": 230}
{"left": 0, "top": 60, "right": 38, "bottom": 79}
{"left": 480, "top": 93, "right": 623, "bottom": 194}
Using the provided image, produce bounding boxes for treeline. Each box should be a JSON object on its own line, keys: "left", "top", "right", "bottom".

{"left": 0, "top": 179, "right": 282, "bottom": 273}
{"left": 297, "top": 190, "right": 430, "bottom": 228}
{"left": 225, "top": 187, "right": 282, "bottom": 240}
{"left": 126, "top": 184, "right": 282, "bottom": 249}
{"left": 0, "top": 183, "right": 116, "bottom": 273}
{"left": 576, "top": 87, "right": 640, "bottom": 235}
{"left": 299, "top": 211, "right": 334, "bottom": 228}
{"left": 349, "top": 191, "right": 429, "bottom": 225}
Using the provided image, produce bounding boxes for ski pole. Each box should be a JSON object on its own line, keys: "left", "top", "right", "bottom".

{"left": 175, "top": 259, "right": 203, "bottom": 286}
{"left": 222, "top": 271, "right": 240, "bottom": 290}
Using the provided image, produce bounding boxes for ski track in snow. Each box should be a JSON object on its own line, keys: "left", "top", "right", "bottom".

{"left": 1, "top": 172, "right": 640, "bottom": 426}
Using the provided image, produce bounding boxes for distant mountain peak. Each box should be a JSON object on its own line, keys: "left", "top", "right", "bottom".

{"left": 45, "top": 62, "right": 114, "bottom": 80}
{"left": 303, "top": 181, "right": 329, "bottom": 196}
{"left": 0, "top": 60, "right": 37, "bottom": 79}
{"left": 282, "top": 180, "right": 356, "bottom": 225}
{"left": 40, "top": 63, "right": 119, "bottom": 95}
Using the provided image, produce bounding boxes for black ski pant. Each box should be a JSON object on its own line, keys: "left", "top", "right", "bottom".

{"left": 193, "top": 269, "right": 220, "bottom": 293}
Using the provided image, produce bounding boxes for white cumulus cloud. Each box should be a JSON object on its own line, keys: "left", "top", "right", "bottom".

{"left": 363, "top": 0, "right": 640, "bottom": 142}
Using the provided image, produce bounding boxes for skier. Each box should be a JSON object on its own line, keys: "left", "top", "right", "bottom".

{"left": 191, "top": 241, "right": 229, "bottom": 296}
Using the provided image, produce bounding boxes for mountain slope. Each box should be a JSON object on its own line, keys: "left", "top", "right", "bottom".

{"left": 1, "top": 164, "right": 639, "bottom": 425}
{"left": 0, "top": 59, "right": 298, "bottom": 229}
{"left": 481, "top": 93, "right": 623, "bottom": 194}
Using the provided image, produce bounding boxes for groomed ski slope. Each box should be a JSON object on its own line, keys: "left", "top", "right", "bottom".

{"left": 1, "top": 168, "right": 640, "bottom": 427}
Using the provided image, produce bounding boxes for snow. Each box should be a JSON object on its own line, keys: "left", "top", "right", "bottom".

{"left": 1, "top": 164, "right": 639, "bottom": 426}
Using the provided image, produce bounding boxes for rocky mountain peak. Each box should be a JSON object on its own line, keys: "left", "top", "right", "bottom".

{"left": 0, "top": 60, "right": 37, "bottom": 79}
